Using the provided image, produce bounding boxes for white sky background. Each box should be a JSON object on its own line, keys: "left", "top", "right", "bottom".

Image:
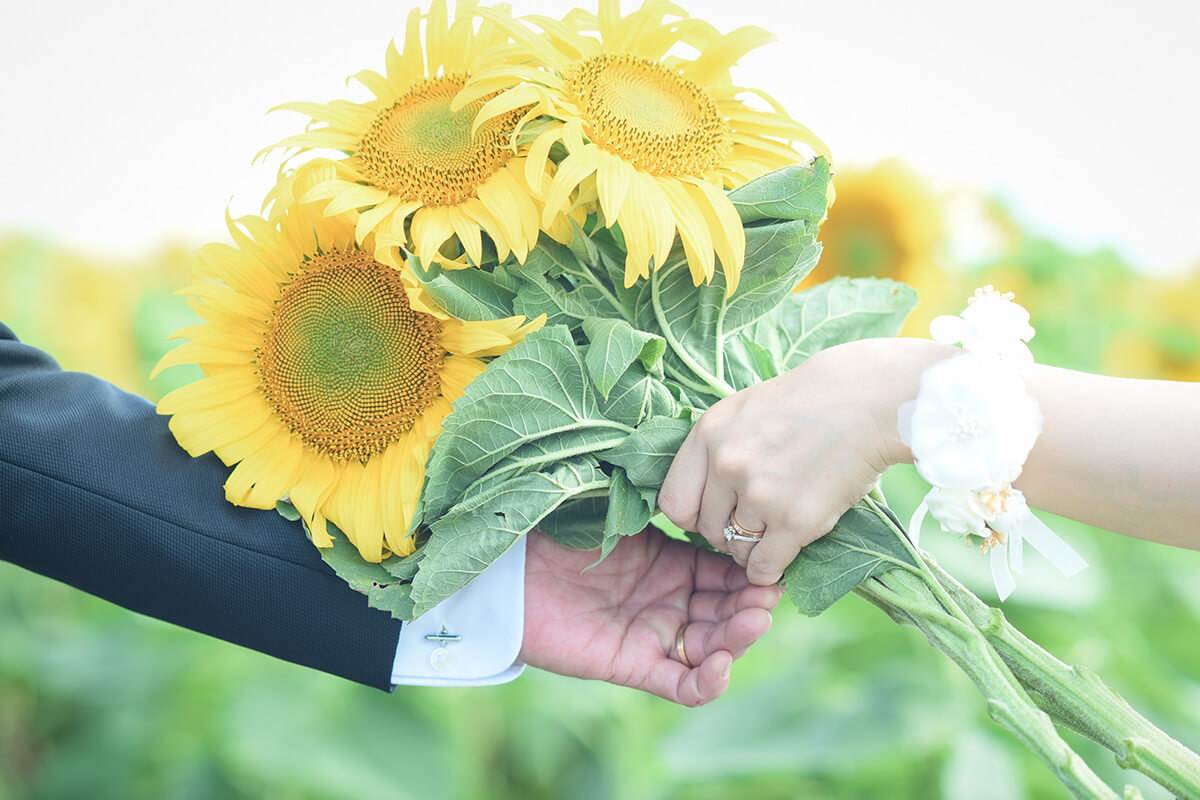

{"left": 2, "top": 0, "right": 1198, "bottom": 273}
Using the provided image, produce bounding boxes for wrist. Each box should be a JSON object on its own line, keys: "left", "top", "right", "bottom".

{"left": 857, "top": 337, "right": 958, "bottom": 467}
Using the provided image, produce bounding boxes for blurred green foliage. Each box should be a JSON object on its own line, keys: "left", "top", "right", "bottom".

{"left": 4, "top": 195, "right": 1200, "bottom": 800}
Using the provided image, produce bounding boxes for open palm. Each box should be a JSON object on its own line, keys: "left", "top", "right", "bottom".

{"left": 520, "top": 527, "right": 782, "bottom": 706}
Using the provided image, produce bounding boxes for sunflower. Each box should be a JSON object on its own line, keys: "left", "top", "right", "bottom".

{"left": 262, "top": 0, "right": 547, "bottom": 268}
{"left": 459, "top": 0, "right": 830, "bottom": 293}
{"left": 152, "top": 204, "right": 542, "bottom": 562}
{"left": 796, "top": 159, "right": 947, "bottom": 333}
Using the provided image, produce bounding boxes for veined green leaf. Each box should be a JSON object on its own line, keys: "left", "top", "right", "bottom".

{"left": 582, "top": 317, "right": 667, "bottom": 399}
{"left": 454, "top": 426, "right": 628, "bottom": 506}
{"left": 592, "top": 467, "right": 657, "bottom": 567}
{"left": 731, "top": 158, "right": 831, "bottom": 227}
{"left": 604, "top": 415, "right": 692, "bottom": 488}
{"left": 539, "top": 496, "right": 609, "bottom": 551}
{"left": 409, "top": 458, "right": 609, "bottom": 616}
{"left": 782, "top": 501, "right": 918, "bottom": 617}
{"left": 721, "top": 333, "right": 783, "bottom": 390}
{"left": 415, "top": 325, "right": 632, "bottom": 526}
{"left": 511, "top": 239, "right": 630, "bottom": 327}
{"left": 313, "top": 520, "right": 416, "bottom": 619}
{"left": 639, "top": 160, "right": 829, "bottom": 397}
{"left": 761, "top": 277, "right": 918, "bottom": 370}
{"left": 408, "top": 255, "right": 518, "bottom": 322}
{"left": 596, "top": 365, "right": 678, "bottom": 428}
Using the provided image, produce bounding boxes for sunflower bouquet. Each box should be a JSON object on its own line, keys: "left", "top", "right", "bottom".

{"left": 153, "top": 2, "right": 1200, "bottom": 797}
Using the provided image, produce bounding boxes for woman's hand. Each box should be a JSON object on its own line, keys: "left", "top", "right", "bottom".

{"left": 658, "top": 338, "right": 951, "bottom": 586}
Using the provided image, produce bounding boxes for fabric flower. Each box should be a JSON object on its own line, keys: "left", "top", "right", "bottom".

{"left": 930, "top": 285, "right": 1035, "bottom": 374}
{"left": 924, "top": 486, "right": 994, "bottom": 536}
{"left": 898, "top": 354, "right": 1042, "bottom": 490}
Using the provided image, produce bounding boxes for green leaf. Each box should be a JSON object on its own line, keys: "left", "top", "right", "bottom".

{"left": 782, "top": 501, "right": 918, "bottom": 617}
{"left": 604, "top": 415, "right": 692, "bottom": 488}
{"left": 364, "top": 582, "right": 416, "bottom": 620}
{"left": 455, "top": 427, "right": 627, "bottom": 506}
{"left": 591, "top": 467, "right": 657, "bottom": 567}
{"left": 408, "top": 255, "right": 518, "bottom": 322}
{"left": 762, "top": 277, "right": 919, "bottom": 371}
{"left": 510, "top": 240, "right": 630, "bottom": 327}
{"left": 638, "top": 160, "right": 829, "bottom": 394}
{"left": 379, "top": 550, "right": 424, "bottom": 582}
{"left": 538, "top": 496, "right": 609, "bottom": 550}
{"left": 315, "top": 524, "right": 398, "bottom": 594}
{"left": 582, "top": 317, "right": 667, "bottom": 399}
{"left": 313, "top": 520, "right": 416, "bottom": 619}
{"left": 596, "top": 365, "right": 678, "bottom": 428}
{"left": 409, "top": 458, "right": 609, "bottom": 616}
{"left": 730, "top": 158, "right": 832, "bottom": 227}
{"left": 275, "top": 498, "right": 301, "bottom": 522}
{"left": 415, "top": 325, "right": 633, "bottom": 526}
{"left": 513, "top": 268, "right": 611, "bottom": 329}
{"left": 721, "top": 333, "right": 782, "bottom": 390}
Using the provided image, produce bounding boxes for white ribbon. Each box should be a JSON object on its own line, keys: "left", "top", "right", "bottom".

{"left": 908, "top": 500, "right": 929, "bottom": 549}
{"left": 988, "top": 506, "right": 1087, "bottom": 601}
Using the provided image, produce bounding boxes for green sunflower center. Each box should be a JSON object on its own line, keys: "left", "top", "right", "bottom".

{"left": 566, "top": 53, "right": 732, "bottom": 176}
{"left": 257, "top": 249, "right": 445, "bottom": 462}
{"left": 356, "top": 74, "right": 524, "bottom": 206}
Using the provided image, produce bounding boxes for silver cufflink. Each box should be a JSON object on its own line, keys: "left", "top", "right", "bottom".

{"left": 424, "top": 625, "right": 462, "bottom": 671}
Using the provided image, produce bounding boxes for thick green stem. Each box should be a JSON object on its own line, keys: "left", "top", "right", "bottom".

{"left": 857, "top": 573, "right": 1121, "bottom": 800}
{"left": 923, "top": 556, "right": 1200, "bottom": 799}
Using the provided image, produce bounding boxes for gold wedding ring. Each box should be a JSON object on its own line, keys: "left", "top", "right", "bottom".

{"left": 723, "top": 511, "right": 765, "bottom": 544}
{"left": 675, "top": 624, "right": 693, "bottom": 669}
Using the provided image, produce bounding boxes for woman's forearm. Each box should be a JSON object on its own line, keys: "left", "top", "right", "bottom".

{"left": 872, "top": 337, "right": 1200, "bottom": 550}
{"left": 1015, "top": 365, "right": 1200, "bottom": 549}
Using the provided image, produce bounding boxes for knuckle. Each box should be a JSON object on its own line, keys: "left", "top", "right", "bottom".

{"left": 781, "top": 503, "right": 813, "bottom": 533}
{"left": 740, "top": 478, "right": 775, "bottom": 510}
{"left": 693, "top": 407, "right": 723, "bottom": 440}
{"left": 711, "top": 446, "right": 749, "bottom": 480}
{"left": 656, "top": 489, "right": 684, "bottom": 521}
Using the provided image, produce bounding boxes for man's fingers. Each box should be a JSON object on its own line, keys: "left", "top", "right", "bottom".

{"left": 646, "top": 651, "right": 731, "bottom": 706}
{"left": 658, "top": 426, "right": 708, "bottom": 532}
{"left": 694, "top": 548, "right": 750, "bottom": 593}
{"left": 688, "top": 584, "right": 783, "bottom": 622}
{"left": 684, "top": 607, "right": 773, "bottom": 662}
{"left": 694, "top": 651, "right": 733, "bottom": 705}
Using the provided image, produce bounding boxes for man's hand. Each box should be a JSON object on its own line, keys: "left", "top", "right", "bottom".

{"left": 520, "top": 527, "right": 782, "bottom": 706}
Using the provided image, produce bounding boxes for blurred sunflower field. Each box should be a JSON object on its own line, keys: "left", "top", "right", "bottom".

{"left": 4, "top": 159, "right": 1200, "bottom": 800}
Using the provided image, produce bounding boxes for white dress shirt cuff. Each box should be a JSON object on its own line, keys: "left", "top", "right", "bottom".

{"left": 390, "top": 536, "right": 526, "bottom": 687}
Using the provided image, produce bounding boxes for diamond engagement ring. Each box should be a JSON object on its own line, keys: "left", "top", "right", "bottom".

{"left": 723, "top": 512, "right": 765, "bottom": 544}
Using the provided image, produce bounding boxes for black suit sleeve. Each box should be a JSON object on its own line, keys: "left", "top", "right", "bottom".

{"left": 0, "top": 322, "right": 402, "bottom": 690}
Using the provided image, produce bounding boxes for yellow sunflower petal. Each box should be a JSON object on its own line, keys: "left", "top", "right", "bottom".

{"left": 448, "top": 207, "right": 484, "bottom": 266}
{"left": 242, "top": 434, "right": 308, "bottom": 510}
{"left": 542, "top": 150, "right": 600, "bottom": 226}
{"left": 439, "top": 354, "right": 487, "bottom": 401}
{"left": 660, "top": 178, "right": 715, "bottom": 285}
{"left": 157, "top": 372, "right": 261, "bottom": 415}
{"left": 410, "top": 207, "right": 456, "bottom": 261}
{"left": 525, "top": 124, "right": 565, "bottom": 195}
{"left": 596, "top": 151, "right": 634, "bottom": 228}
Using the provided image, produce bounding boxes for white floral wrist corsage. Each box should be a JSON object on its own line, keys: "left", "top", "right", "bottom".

{"left": 898, "top": 286, "right": 1087, "bottom": 600}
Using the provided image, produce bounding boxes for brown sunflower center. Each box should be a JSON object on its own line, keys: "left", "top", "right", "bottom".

{"left": 566, "top": 53, "right": 732, "bottom": 176}
{"left": 257, "top": 248, "right": 445, "bottom": 462}
{"left": 355, "top": 74, "right": 524, "bottom": 206}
